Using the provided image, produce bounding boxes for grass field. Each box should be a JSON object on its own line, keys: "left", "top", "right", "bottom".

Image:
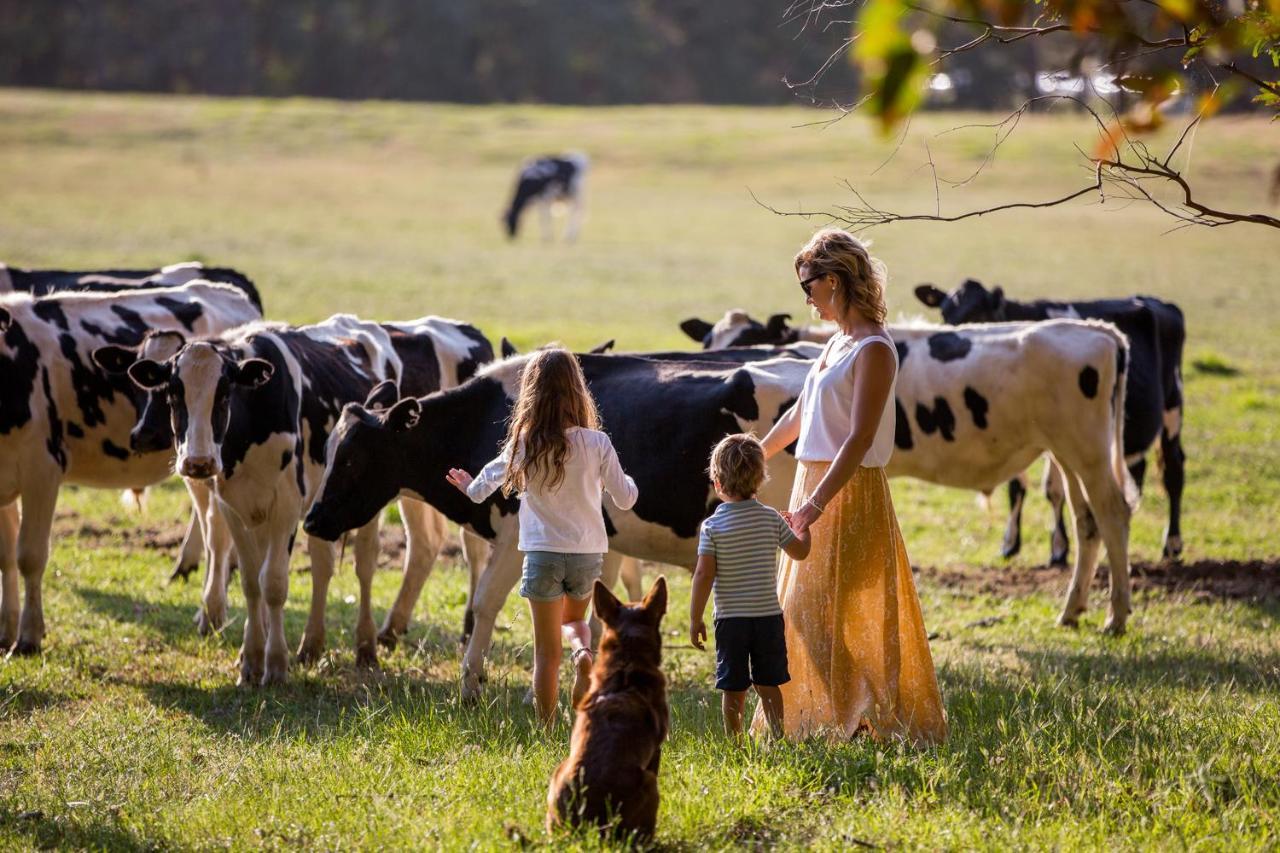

{"left": 1, "top": 89, "right": 1278, "bottom": 849}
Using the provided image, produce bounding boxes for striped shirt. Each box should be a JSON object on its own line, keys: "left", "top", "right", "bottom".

{"left": 697, "top": 499, "right": 795, "bottom": 619}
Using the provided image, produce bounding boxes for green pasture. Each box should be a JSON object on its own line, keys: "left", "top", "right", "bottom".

{"left": 0, "top": 89, "right": 1277, "bottom": 849}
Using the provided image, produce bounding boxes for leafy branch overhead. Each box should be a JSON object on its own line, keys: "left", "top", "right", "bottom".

{"left": 784, "top": 0, "right": 1280, "bottom": 230}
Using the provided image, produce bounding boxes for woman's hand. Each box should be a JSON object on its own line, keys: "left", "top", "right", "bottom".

{"left": 445, "top": 468, "right": 473, "bottom": 493}
{"left": 788, "top": 501, "right": 822, "bottom": 535}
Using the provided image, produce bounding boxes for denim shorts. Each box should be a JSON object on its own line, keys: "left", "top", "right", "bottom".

{"left": 520, "top": 551, "right": 605, "bottom": 601}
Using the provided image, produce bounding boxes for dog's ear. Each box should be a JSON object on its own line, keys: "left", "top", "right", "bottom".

{"left": 592, "top": 579, "right": 622, "bottom": 627}
{"left": 641, "top": 576, "right": 667, "bottom": 622}
{"left": 500, "top": 336, "right": 519, "bottom": 358}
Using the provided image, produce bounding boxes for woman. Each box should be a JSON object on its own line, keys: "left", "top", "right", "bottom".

{"left": 752, "top": 228, "right": 947, "bottom": 744}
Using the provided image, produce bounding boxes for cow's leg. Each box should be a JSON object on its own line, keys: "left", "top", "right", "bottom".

{"left": 225, "top": 510, "right": 267, "bottom": 686}
{"left": 379, "top": 499, "right": 445, "bottom": 648}
{"left": 296, "top": 534, "right": 335, "bottom": 666}
{"left": 1055, "top": 462, "right": 1103, "bottom": 629}
{"left": 260, "top": 518, "right": 298, "bottom": 685}
{"left": 13, "top": 479, "right": 58, "bottom": 655}
{"left": 0, "top": 501, "right": 19, "bottom": 649}
{"left": 459, "top": 524, "right": 521, "bottom": 702}
{"left": 460, "top": 528, "right": 490, "bottom": 644}
{"left": 172, "top": 506, "right": 205, "bottom": 583}
{"left": 1001, "top": 473, "right": 1028, "bottom": 559}
{"left": 619, "top": 555, "right": 643, "bottom": 602}
{"left": 542, "top": 203, "right": 558, "bottom": 245}
{"left": 584, "top": 551, "right": 627, "bottom": 646}
{"left": 350, "top": 518, "right": 381, "bottom": 668}
{"left": 1160, "top": 405, "right": 1186, "bottom": 561}
{"left": 1042, "top": 461, "right": 1070, "bottom": 567}
{"left": 197, "top": 493, "right": 233, "bottom": 636}
{"left": 1077, "top": 465, "right": 1133, "bottom": 636}
{"left": 564, "top": 195, "right": 584, "bottom": 244}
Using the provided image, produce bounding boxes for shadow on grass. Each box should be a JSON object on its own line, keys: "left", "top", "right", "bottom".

{"left": 1014, "top": 641, "right": 1280, "bottom": 694}
{"left": 0, "top": 806, "right": 163, "bottom": 851}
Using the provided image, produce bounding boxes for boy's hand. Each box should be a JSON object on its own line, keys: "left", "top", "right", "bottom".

{"left": 445, "top": 468, "right": 473, "bottom": 493}
{"left": 690, "top": 618, "right": 707, "bottom": 650}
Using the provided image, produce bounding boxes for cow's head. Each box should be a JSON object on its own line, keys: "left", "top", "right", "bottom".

{"left": 93, "top": 331, "right": 188, "bottom": 453}
{"left": 915, "top": 279, "right": 1005, "bottom": 324}
{"left": 502, "top": 207, "right": 520, "bottom": 239}
{"left": 678, "top": 310, "right": 795, "bottom": 350}
{"left": 123, "top": 341, "right": 273, "bottom": 479}
{"left": 304, "top": 387, "right": 421, "bottom": 541}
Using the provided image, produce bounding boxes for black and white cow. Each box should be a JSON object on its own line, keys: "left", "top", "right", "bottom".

{"left": 679, "top": 310, "right": 834, "bottom": 351}
{"left": 0, "top": 262, "right": 263, "bottom": 312}
{"left": 305, "top": 324, "right": 1133, "bottom": 703}
{"left": 915, "top": 279, "right": 1186, "bottom": 562}
{"left": 117, "top": 315, "right": 493, "bottom": 685}
{"left": 503, "top": 154, "right": 588, "bottom": 243}
{"left": 681, "top": 310, "right": 1139, "bottom": 627}
{"left": 0, "top": 283, "right": 261, "bottom": 655}
{"left": 303, "top": 353, "right": 805, "bottom": 699}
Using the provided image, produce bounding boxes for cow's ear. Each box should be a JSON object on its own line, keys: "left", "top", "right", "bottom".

{"left": 679, "top": 318, "right": 713, "bottom": 343}
{"left": 364, "top": 379, "right": 400, "bottom": 412}
{"left": 589, "top": 339, "right": 615, "bottom": 355}
{"left": 0, "top": 307, "right": 10, "bottom": 332}
{"left": 990, "top": 286, "right": 1005, "bottom": 308}
{"left": 641, "top": 575, "right": 667, "bottom": 621}
{"left": 915, "top": 284, "right": 946, "bottom": 307}
{"left": 764, "top": 314, "right": 792, "bottom": 340}
{"left": 384, "top": 397, "right": 421, "bottom": 432}
{"left": 500, "top": 337, "right": 519, "bottom": 358}
{"left": 127, "top": 359, "right": 170, "bottom": 390}
{"left": 592, "top": 579, "right": 622, "bottom": 626}
{"left": 92, "top": 344, "right": 139, "bottom": 373}
{"left": 233, "top": 358, "right": 274, "bottom": 388}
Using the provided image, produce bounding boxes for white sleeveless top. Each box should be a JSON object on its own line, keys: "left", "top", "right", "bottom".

{"left": 795, "top": 332, "right": 898, "bottom": 467}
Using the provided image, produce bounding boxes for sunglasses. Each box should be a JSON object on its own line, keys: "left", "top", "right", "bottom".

{"left": 798, "top": 273, "right": 824, "bottom": 298}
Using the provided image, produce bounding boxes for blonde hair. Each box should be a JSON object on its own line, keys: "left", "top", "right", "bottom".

{"left": 794, "top": 228, "right": 888, "bottom": 325}
{"left": 709, "top": 433, "right": 767, "bottom": 500}
{"left": 501, "top": 347, "right": 600, "bottom": 495}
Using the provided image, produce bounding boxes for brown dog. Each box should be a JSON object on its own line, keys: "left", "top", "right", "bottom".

{"left": 547, "top": 577, "right": 669, "bottom": 843}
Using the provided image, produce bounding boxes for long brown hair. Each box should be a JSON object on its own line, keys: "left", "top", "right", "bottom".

{"left": 500, "top": 347, "right": 600, "bottom": 495}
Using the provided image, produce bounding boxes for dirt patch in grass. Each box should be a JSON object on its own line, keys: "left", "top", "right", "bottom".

{"left": 918, "top": 559, "right": 1280, "bottom": 603}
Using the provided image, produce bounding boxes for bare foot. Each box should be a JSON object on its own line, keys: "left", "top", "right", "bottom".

{"left": 570, "top": 647, "right": 594, "bottom": 707}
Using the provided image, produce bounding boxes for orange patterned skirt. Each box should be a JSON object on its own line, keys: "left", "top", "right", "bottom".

{"left": 751, "top": 462, "right": 948, "bottom": 745}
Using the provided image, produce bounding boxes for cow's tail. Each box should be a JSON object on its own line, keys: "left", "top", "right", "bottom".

{"left": 1106, "top": 326, "right": 1141, "bottom": 513}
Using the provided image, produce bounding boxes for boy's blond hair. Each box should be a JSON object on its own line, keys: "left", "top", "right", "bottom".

{"left": 708, "top": 433, "right": 767, "bottom": 500}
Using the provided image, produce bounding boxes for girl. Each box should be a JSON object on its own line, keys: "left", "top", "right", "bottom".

{"left": 446, "top": 347, "right": 638, "bottom": 727}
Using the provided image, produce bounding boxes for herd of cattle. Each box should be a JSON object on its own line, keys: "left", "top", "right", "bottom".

{"left": 0, "top": 261, "right": 1185, "bottom": 691}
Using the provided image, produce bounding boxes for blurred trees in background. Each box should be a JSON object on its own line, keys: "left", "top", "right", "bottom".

{"left": 0, "top": 0, "right": 864, "bottom": 105}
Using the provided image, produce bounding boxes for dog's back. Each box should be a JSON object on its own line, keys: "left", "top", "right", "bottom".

{"left": 547, "top": 578, "right": 669, "bottom": 843}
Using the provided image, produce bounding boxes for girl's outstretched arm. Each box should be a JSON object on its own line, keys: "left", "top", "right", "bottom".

{"left": 600, "top": 436, "right": 639, "bottom": 510}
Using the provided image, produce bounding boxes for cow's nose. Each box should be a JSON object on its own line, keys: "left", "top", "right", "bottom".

{"left": 179, "top": 456, "right": 219, "bottom": 479}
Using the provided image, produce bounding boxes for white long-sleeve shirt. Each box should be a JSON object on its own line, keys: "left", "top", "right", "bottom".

{"left": 465, "top": 427, "right": 639, "bottom": 553}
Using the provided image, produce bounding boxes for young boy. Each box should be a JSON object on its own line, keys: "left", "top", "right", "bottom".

{"left": 689, "top": 433, "right": 811, "bottom": 738}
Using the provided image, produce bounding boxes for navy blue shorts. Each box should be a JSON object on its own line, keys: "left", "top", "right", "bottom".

{"left": 714, "top": 614, "right": 790, "bottom": 692}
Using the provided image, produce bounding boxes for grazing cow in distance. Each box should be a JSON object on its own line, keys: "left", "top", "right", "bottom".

{"left": 678, "top": 311, "right": 1138, "bottom": 631}
{"left": 0, "top": 261, "right": 263, "bottom": 312}
{"left": 0, "top": 283, "right": 260, "bottom": 655}
{"left": 117, "top": 315, "right": 493, "bottom": 684}
{"left": 916, "top": 279, "right": 1186, "bottom": 562}
{"left": 503, "top": 154, "right": 588, "bottom": 243}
